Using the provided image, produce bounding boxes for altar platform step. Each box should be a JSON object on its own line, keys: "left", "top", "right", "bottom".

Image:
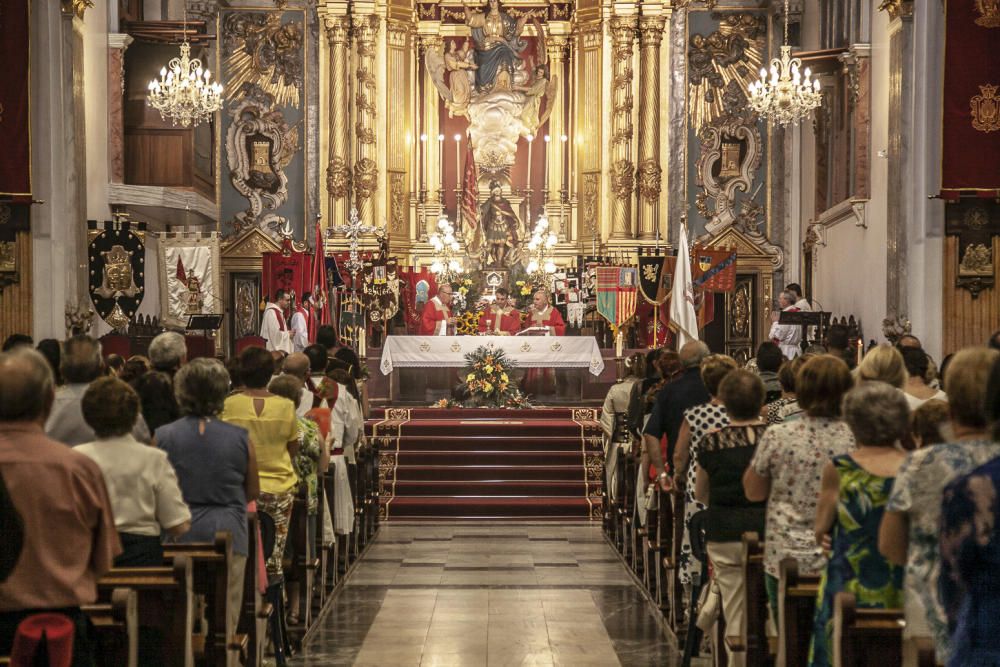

{"left": 373, "top": 435, "right": 587, "bottom": 452}
{"left": 393, "top": 465, "right": 586, "bottom": 482}
{"left": 391, "top": 480, "right": 589, "bottom": 497}
{"left": 382, "top": 496, "right": 597, "bottom": 519}
{"left": 371, "top": 407, "right": 604, "bottom": 520}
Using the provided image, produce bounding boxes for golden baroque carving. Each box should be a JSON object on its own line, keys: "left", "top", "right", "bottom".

{"left": 327, "top": 156, "right": 352, "bottom": 200}
{"left": 389, "top": 172, "right": 406, "bottom": 232}
{"left": 582, "top": 173, "right": 600, "bottom": 236}
{"left": 974, "top": 0, "right": 1000, "bottom": 27}
{"left": 878, "top": 0, "right": 914, "bottom": 21}
{"left": 354, "top": 14, "right": 380, "bottom": 53}
{"left": 324, "top": 15, "right": 350, "bottom": 45}
{"left": 579, "top": 22, "right": 603, "bottom": 49}
{"left": 611, "top": 159, "right": 635, "bottom": 200}
{"left": 638, "top": 16, "right": 666, "bottom": 47}
{"left": 971, "top": 84, "right": 1000, "bottom": 133}
{"left": 637, "top": 159, "right": 662, "bottom": 202}
{"left": 386, "top": 20, "right": 409, "bottom": 48}
{"left": 62, "top": 0, "right": 94, "bottom": 19}
{"left": 353, "top": 158, "right": 378, "bottom": 202}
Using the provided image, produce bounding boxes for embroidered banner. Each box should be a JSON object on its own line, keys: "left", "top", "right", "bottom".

{"left": 88, "top": 221, "right": 145, "bottom": 331}
{"left": 941, "top": 0, "right": 1000, "bottom": 197}
{"left": 638, "top": 255, "right": 676, "bottom": 305}
{"left": 692, "top": 247, "right": 738, "bottom": 292}
{"left": 263, "top": 247, "right": 312, "bottom": 307}
{"left": 158, "top": 234, "right": 222, "bottom": 329}
{"left": 595, "top": 266, "right": 639, "bottom": 328}
{"left": 0, "top": 1, "right": 30, "bottom": 200}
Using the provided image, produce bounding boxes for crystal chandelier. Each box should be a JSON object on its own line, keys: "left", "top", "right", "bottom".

{"left": 429, "top": 217, "right": 464, "bottom": 283}
{"left": 525, "top": 216, "right": 557, "bottom": 278}
{"left": 747, "top": 0, "right": 822, "bottom": 126}
{"left": 147, "top": 12, "right": 223, "bottom": 128}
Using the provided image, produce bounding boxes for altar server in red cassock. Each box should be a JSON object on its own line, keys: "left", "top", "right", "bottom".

{"left": 478, "top": 288, "right": 521, "bottom": 336}
{"left": 523, "top": 289, "right": 566, "bottom": 336}
{"left": 418, "top": 284, "right": 456, "bottom": 335}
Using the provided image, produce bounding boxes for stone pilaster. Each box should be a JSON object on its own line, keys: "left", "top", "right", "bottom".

{"left": 107, "top": 33, "right": 132, "bottom": 184}
{"left": 385, "top": 20, "right": 411, "bottom": 243}
{"left": 666, "top": 7, "right": 687, "bottom": 246}
{"left": 543, "top": 31, "right": 569, "bottom": 236}
{"left": 608, "top": 15, "right": 637, "bottom": 240}
{"left": 636, "top": 15, "right": 664, "bottom": 240}
{"left": 418, "top": 32, "right": 444, "bottom": 238}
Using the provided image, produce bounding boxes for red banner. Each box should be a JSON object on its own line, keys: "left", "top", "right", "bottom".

{"left": 262, "top": 250, "right": 312, "bottom": 307}
{"left": 692, "top": 247, "right": 737, "bottom": 292}
{"left": 941, "top": 0, "right": 1000, "bottom": 198}
{"left": 0, "top": 0, "right": 30, "bottom": 199}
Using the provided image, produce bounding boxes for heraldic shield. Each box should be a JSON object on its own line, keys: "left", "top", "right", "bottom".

{"left": 88, "top": 220, "right": 145, "bottom": 331}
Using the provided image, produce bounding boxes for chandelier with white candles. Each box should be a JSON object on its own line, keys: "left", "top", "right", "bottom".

{"left": 147, "top": 11, "right": 223, "bottom": 128}
{"left": 525, "top": 216, "right": 557, "bottom": 277}
{"left": 747, "top": 0, "right": 822, "bottom": 127}
{"left": 429, "top": 217, "right": 464, "bottom": 282}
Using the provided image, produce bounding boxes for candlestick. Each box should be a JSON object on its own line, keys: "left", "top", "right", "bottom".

{"left": 419, "top": 133, "right": 427, "bottom": 197}
{"left": 359, "top": 327, "right": 367, "bottom": 358}
{"left": 560, "top": 134, "right": 568, "bottom": 196}
{"left": 454, "top": 134, "right": 462, "bottom": 190}
{"left": 615, "top": 328, "right": 623, "bottom": 358}
{"left": 438, "top": 133, "right": 445, "bottom": 202}
{"left": 543, "top": 134, "right": 551, "bottom": 203}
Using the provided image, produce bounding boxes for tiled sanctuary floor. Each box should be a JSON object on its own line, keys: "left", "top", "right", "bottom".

{"left": 289, "top": 522, "right": 678, "bottom": 666}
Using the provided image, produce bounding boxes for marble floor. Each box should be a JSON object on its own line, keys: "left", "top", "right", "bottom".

{"left": 290, "top": 522, "right": 678, "bottom": 666}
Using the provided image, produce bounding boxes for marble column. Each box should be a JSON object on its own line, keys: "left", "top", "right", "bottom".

{"left": 636, "top": 15, "right": 664, "bottom": 241}
{"left": 608, "top": 15, "right": 637, "bottom": 240}
{"left": 544, "top": 31, "right": 569, "bottom": 236}
{"left": 324, "top": 15, "right": 352, "bottom": 228}
{"left": 385, "top": 20, "right": 411, "bottom": 244}
{"left": 107, "top": 33, "right": 132, "bottom": 184}
{"left": 576, "top": 22, "right": 603, "bottom": 251}
{"left": 886, "top": 2, "right": 913, "bottom": 321}
{"left": 353, "top": 14, "right": 380, "bottom": 228}
{"left": 665, "top": 7, "right": 687, "bottom": 246}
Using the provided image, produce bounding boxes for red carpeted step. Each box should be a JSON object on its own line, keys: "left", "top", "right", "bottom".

{"left": 370, "top": 435, "right": 588, "bottom": 452}
{"left": 393, "top": 465, "right": 585, "bottom": 482}
{"left": 394, "top": 450, "right": 586, "bottom": 467}
{"left": 372, "top": 420, "right": 590, "bottom": 437}
{"left": 391, "top": 480, "right": 588, "bottom": 497}
{"left": 384, "top": 495, "right": 596, "bottom": 519}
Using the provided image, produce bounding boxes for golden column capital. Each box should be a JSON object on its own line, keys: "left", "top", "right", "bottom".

{"left": 609, "top": 14, "right": 638, "bottom": 238}
{"left": 638, "top": 16, "right": 666, "bottom": 46}
{"left": 323, "top": 14, "right": 351, "bottom": 45}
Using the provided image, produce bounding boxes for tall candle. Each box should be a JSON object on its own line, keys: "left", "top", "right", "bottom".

{"left": 526, "top": 135, "right": 534, "bottom": 201}
{"left": 543, "top": 134, "right": 551, "bottom": 198}
{"left": 438, "top": 133, "right": 445, "bottom": 200}
{"left": 615, "top": 329, "right": 623, "bottom": 357}
{"left": 419, "top": 133, "right": 428, "bottom": 195}
{"left": 454, "top": 134, "right": 462, "bottom": 190}
{"left": 560, "top": 134, "right": 568, "bottom": 195}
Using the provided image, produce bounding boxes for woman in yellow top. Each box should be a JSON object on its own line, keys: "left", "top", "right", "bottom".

{"left": 222, "top": 347, "right": 300, "bottom": 578}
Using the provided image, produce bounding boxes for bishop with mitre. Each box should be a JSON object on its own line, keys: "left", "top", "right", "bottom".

{"left": 419, "top": 284, "right": 457, "bottom": 335}
{"left": 522, "top": 289, "right": 565, "bottom": 336}
{"left": 478, "top": 287, "right": 521, "bottom": 335}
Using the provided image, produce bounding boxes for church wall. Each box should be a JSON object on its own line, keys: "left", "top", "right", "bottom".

{"left": 84, "top": 0, "right": 112, "bottom": 223}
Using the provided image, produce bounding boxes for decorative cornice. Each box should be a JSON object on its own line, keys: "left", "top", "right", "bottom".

{"left": 638, "top": 16, "right": 666, "bottom": 47}
{"left": 108, "top": 33, "right": 134, "bottom": 51}
{"left": 324, "top": 15, "right": 351, "bottom": 45}
{"left": 816, "top": 197, "right": 869, "bottom": 230}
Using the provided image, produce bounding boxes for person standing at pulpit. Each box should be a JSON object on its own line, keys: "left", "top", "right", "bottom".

{"left": 419, "top": 284, "right": 456, "bottom": 336}
{"left": 261, "top": 289, "right": 294, "bottom": 354}
{"left": 523, "top": 289, "right": 565, "bottom": 336}
{"left": 769, "top": 290, "right": 802, "bottom": 360}
{"left": 478, "top": 288, "right": 521, "bottom": 335}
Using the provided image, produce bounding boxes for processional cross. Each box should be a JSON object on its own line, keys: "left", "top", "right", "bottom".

{"left": 327, "top": 207, "right": 380, "bottom": 354}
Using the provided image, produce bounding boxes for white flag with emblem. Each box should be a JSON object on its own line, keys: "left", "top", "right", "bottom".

{"left": 668, "top": 224, "right": 700, "bottom": 347}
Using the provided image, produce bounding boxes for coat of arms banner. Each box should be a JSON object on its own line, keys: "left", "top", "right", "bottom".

{"left": 941, "top": 0, "right": 1000, "bottom": 197}
{"left": 595, "top": 266, "right": 638, "bottom": 329}
{"left": 88, "top": 221, "right": 146, "bottom": 331}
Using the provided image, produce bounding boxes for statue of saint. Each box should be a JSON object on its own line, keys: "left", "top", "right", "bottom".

{"left": 444, "top": 39, "right": 478, "bottom": 117}
{"left": 464, "top": 0, "right": 528, "bottom": 93}
{"left": 480, "top": 180, "right": 521, "bottom": 268}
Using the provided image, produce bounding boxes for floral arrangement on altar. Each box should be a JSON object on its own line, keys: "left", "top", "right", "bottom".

{"left": 429, "top": 344, "right": 531, "bottom": 409}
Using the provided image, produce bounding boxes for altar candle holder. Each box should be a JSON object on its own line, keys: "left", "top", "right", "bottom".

{"left": 543, "top": 134, "right": 551, "bottom": 208}
{"left": 438, "top": 133, "right": 445, "bottom": 204}
{"left": 525, "top": 134, "right": 534, "bottom": 217}
{"left": 454, "top": 134, "right": 463, "bottom": 229}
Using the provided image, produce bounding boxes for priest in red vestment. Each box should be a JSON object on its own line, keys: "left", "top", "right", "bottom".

{"left": 418, "top": 284, "right": 456, "bottom": 335}
{"left": 478, "top": 288, "right": 521, "bottom": 336}
{"left": 522, "top": 289, "right": 566, "bottom": 335}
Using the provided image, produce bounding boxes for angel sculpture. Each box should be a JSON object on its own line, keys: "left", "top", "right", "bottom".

{"left": 444, "top": 40, "right": 478, "bottom": 117}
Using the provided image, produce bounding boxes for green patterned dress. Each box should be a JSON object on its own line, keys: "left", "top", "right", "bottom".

{"left": 808, "top": 455, "right": 905, "bottom": 667}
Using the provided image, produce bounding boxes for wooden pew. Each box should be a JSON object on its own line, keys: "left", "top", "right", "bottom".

{"left": 83, "top": 587, "right": 139, "bottom": 667}
{"left": 779, "top": 558, "right": 820, "bottom": 667}
{"left": 833, "top": 592, "right": 903, "bottom": 667}
{"left": 322, "top": 472, "right": 342, "bottom": 588}
{"left": 652, "top": 486, "right": 675, "bottom": 618}
{"left": 312, "top": 470, "right": 328, "bottom": 617}
{"left": 619, "top": 448, "right": 637, "bottom": 563}
{"left": 239, "top": 512, "right": 271, "bottom": 667}
{"left": 163, "top": 532, "right": 233, "bottom": 667}
{"left": 98, "top": 556, "right": 194, "bottom": 667}
{"left": 670, "top": 488, "right": 686, "bottom": 632}
{"left": 638, "top": 486, "right": 656, "bottom": 590}
{"left": 286, "top": 484, "right": 320, "bottom": 634}
{"left": 723, "top": 532, "right": 769, "bottom": 667}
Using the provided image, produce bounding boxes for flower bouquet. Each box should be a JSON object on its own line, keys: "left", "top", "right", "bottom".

{"left": 460, "top": 344, "right": 530, "bottom": 408}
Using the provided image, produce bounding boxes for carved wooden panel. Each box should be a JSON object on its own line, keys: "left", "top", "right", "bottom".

{"left": 725, "top": 274, "right": 756, "bottom": 365}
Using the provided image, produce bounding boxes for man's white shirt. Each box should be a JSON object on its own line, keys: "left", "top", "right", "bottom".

{"left": 290, "top": 309, "right": 309, "bottom": 352}
{"left": 769, "top": 305, "right": 802, "bottom": 359}
{"left": 260, "top": 303, "right": 293, "bottom": 354}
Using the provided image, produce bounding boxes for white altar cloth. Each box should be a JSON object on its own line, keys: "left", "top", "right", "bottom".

{"left": 379, "top": 335, "right": 605, "bottom": 377}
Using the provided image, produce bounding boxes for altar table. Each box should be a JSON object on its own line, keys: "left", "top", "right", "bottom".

{"left": 379, "top": 335, "right": 606, "bottom": 377}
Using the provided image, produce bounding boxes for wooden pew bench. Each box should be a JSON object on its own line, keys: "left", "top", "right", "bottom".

{"left": 163, "top": 532, "right": 233, "bottom": 667}
{"left": 834, "top": 592, "right": 903, "bottom": 667}
{"left": 240, "top": 512, "right": 271, "bottom": 667}
{"left": 83, "top": 587, "right": 139, "bottom": 667}
{"left": 779, "top": 558, "right": 820, "bottom": 667}
{"left": 724, "top": 532, "right": 770, "bottom": 667}
{"left": 98, "top": 556, "right": 193, "bottom": 667}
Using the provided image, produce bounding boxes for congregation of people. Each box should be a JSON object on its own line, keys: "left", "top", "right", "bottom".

{"left": 602, "top": 315, "right": 1000, "bottom": 667}
{"left": 0, "top": 327, "right": 366, "bottom": 666}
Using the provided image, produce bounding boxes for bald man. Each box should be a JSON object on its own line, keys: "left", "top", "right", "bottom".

{"left": 522, "top": 290, "right": 565, "bottom": 336}
{"left": 282, "top": 352, "right": 315, "bottom": 417}
{"left": 642, "top": 341, "right": 711, "bottom": 490}
{"left": 0, "top": 349, "right": 120, "bottom": 654}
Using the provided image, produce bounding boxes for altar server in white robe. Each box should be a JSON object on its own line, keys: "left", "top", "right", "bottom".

{"left": 260, "top": 289, "right": 294, "bottom": 354}
{"left": 768, "top": 289, "right": 802, "bottom": 359}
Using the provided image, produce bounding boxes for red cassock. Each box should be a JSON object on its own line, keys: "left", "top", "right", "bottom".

{"left": 478, "top": 306, "right": 521, "bottom": 336}
{"left": 418, "top": 297, "right": 451, "bottom": 335}
{"left": 523, "top": 305, "right": 566, "bottom": 336}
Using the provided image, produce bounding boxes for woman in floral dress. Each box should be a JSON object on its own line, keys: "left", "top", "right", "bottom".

{"left": 809, "top": 382, "right": 908, "bottom": 667}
